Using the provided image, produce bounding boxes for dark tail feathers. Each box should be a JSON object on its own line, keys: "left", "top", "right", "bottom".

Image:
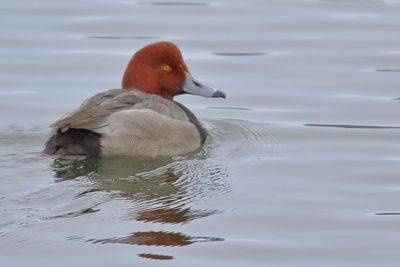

{"left": 43, "top": 128, "right": 101, "bottom": 157}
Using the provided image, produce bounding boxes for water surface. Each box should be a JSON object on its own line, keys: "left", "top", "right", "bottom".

{"left": 1, "top": 0, "right": 400, "bottom": 266}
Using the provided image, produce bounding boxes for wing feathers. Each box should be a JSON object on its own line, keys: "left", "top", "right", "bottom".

{"left": 51, "top": 89, "right": 142, "bottom": 131}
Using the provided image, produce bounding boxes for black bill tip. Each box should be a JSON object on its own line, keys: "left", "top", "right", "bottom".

{"left": 212, "top": 90, "right": 226, "bottom": 99}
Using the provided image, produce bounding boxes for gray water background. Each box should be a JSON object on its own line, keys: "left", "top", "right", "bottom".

{"left": 1, "top": 0, "right": 400, "bottom": 266}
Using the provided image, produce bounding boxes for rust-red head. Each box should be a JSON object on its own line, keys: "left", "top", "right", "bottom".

{"left": 122, "top": 41, "right": 225, "bottom": 100}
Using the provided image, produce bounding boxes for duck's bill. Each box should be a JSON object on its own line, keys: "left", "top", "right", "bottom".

{"left": 181, "top": 72, "right": 226, "bottom": 98}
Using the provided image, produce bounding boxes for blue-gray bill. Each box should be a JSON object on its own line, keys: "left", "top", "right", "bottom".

{"left": 181, "top": 72, "right": 226, "bottom": 98}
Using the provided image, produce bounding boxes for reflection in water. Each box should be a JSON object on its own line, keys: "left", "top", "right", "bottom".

{"left": 90, "top": 230, "right": 224, "bottom": 261}
{"left": 137, "top": 253, "right": 174, "bottom": 260}
{"left": 52, "top": 152, "right": 228, "bottom": 259}
{"left": 136, "top": 207, "right": 218, "bottom": 224}
{"left": 52, "top": 154, "right": 228, "bottom": 208}
{"left": 91, "top": 231, "right": 223, "bottom": 246}
{"left": 52, "top": 155, "right": 172, "bottom": 181}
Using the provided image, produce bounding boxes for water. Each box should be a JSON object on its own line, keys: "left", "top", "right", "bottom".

{"left": 1, "top": 0, "right": 400, "bottom": 266}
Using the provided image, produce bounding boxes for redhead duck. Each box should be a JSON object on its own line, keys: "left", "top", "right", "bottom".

{"left": 43, "top": 42, "right": 225, "bottom": 158}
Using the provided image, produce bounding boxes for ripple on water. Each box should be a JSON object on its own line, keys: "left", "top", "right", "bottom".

{"left": 207, "top": 106, "right": 252, "bottom": 110}
{"left": 375, "top": 69, "right": 400, "bottom": 72}
{"left": 44, "top": 139, "right": 232, "bottom": 235}
{"left": 374, "top": 212, "right": 400, "bottom": 216}
{"left": 0, "top": 119, "right": 275, "bottom": 260}
{"left": 46, "top": 145, "right": 230, "bottom": 258}
{"left": 318, "top": 0, "right": 383, "bottom": 3}
{"left": 204, "top": 119, "right": 281, "bottom": 160}
{"left": 86, "top": 35, "right": 159, "bottom": 40}
{"left": 139, "top": 1, "right": 210, "bottom": 6}
{"left": 212, "top": 52, "right": 267, "bottom": 57}
{"left": 305, "top": 123, "right": 400, "bottom": 129}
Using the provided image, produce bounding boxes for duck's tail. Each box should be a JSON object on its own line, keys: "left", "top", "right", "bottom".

{"left": 43, "top": 128, "right": 101, "bottom": 158}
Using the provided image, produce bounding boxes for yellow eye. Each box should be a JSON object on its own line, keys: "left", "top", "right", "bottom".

{"left": 162, "top": 64, "right": 171, "bottom": 72}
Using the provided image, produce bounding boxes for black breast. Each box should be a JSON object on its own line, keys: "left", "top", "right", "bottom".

{"left": 43, "top": 128, "right": 101, "bottom": 157}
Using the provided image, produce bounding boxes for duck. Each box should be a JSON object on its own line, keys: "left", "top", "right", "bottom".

{"left": 43, "top": 41, "right": 226, "bottom": 158}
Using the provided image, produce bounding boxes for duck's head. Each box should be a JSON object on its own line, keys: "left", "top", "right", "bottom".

{"left": 122, "top": 41, "right": 226, "bottom": 100}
